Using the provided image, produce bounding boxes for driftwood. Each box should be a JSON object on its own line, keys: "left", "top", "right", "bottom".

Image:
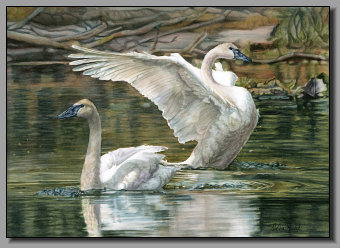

{"left": 7, "top": 30, "right": 72, "bottom": 50}
{"left": 151, "top": 31, "right": 208, "bottom": 55}
{"left": 8, "top": 61, "right": 69, "bottom": 66}
{"left": 107, "top": 14, "right": 162, "bottom": 27}
{"left": 139, "top": 10, "right": 232, "bottom": 45}
{"left": 53, "top": 23, "right": 109, "bottom": 42}
{"left": 7, "top": 8, "right": 232, "bottom": 53}
{"left": 150, "top": 29, "right": 159, "bottom": 52}
{"left": 84, "top": 22, "right": 162, "bottom": 48}
{"left": 7, "top": 7, "right": 329, "bottom": 66}
{"left": 96, "top": 27, "right": 123, "bottom": 37}
{"left": 7, "top": 7, "right": 45, "bottom": 30}
{"left": 252, "top": 53, "right": 328, "bottom": 64}
{"left": 30, "top": 22, "right": 86, "bottom": 33}
{"left": 31, "top": 24, "right": 83, "bottom": 38}
{"left": 84, "top": 16, "right": 187, "bottom": 48}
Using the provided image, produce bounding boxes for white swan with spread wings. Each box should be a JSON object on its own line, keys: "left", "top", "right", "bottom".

{"left": 69, "top": 43, "right": 258, "bottom": 169}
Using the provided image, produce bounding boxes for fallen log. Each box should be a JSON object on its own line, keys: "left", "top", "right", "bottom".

{"left": 84, "top": 22, "right": 162, "bottom": 48}
{"left": 7, "top": 30, "right": 72, "bottom": 50}
{"left": 8, "top": 61, "right": 69, "bottom": 66}
{"left": 252, "top": 53, "right": 328, "bottom": 64}
{"left": 53, "top": 22, "right": 109, "bottom": 41}
{"left": 83, "top": 16, "right": 187, "bottom": 48}
{"left": 151, "top": 31, "right": 207, "bottom": 54}
{"left": 7, "top": 7, "right": 45, "bottom": 30}
{"left": 139, "top": 10, "right": 232, "bottom": 45}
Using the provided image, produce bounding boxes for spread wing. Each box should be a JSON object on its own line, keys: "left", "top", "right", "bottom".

{"left": 69, "top": 45, "right": 235, "bottom": 144}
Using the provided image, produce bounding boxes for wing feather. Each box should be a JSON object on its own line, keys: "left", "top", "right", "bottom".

{"left": 69, "top": 45, "right": 234, "bottom": 143}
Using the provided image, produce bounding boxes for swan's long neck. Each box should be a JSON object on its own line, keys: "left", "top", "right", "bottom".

{"left": 81, "top": 109, "right": 102, "bottom": 190}
{"left": 200, "top": 48, "right": 237, "bottom": 107}
{"left": 201, "top": 49, "right": 221, "bottom": 86}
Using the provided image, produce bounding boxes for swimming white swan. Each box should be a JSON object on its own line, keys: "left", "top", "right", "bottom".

{"left": 58, "top": 99, "right": 178, "bottom": 191}
{"left": 69, "top": 43, "right": 258, "bottom": 169}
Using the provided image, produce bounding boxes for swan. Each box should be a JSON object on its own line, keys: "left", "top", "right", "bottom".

{"left": 58, "top": 99, "right": 178, "bottom": 191}
{"left": 170, "top": 53, "right": 238, "bottom": 86}
{"left": 68, "top": 43, "right": 258, "bottom": 169}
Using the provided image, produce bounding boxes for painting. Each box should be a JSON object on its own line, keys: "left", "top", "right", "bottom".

{"left": 6, "top": 6, "right": 330, "bottom": 238}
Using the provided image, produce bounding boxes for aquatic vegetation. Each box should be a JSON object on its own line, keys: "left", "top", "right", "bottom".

{"left": 229, "top": 161, "right": 288, "bottom": 171}
{"left": 37, "top": 186, "right": 83, "bottom": 197}
{"left": 272, "top": 7, "right": 329, "bottom": 50}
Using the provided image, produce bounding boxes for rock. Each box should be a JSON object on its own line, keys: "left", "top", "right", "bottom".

{"left": 302, "top": 77, "right": 327, "bottom": 97}
{"left": 270, "top": 87, "right": 287, "bottom": 95}
{"left": 217, "top": 25, "right": 276, "bottom": 47}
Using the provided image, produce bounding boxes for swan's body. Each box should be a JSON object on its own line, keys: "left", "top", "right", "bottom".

{"left": 69, "top": 43, "right": 258, "bottom": 169}
{"left": 58, "top": 99, "right": 177, "bottom": 191}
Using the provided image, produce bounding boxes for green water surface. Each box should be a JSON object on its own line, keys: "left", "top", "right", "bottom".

{"left": 7, "top": 64, "right": 329, "bottom": 237}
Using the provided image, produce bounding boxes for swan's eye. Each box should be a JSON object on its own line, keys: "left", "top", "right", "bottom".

{"left": 228, "top": 47, "right": 233, "bottom": 50}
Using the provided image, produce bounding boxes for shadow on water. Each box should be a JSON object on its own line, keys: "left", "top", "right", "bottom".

{"left": 7, "top": 63, "right": 329, "bottom": 237}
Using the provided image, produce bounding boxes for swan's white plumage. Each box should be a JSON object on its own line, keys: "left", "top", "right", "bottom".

{"left": 59, "top": 99, "right": 178, "bottom": 191}
{"left": 100, "top": 145, "right": 177, "bottom": 190}
{"left": 69, "top": 44, "right": 258, "bottom": 169}
{"left": 170, "top": 53, "right": 238, "bottom": 87}
{"left": 70, "top": 46, "right": 229, "bottom": 144}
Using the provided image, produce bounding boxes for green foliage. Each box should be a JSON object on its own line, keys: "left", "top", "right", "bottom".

{"left": 317, "top": 72, "right": 329, "bottom": 85}
{"left": 235, "top": 77, "right": 255, "bottom": 88}
{"left": 273, "top": 7, "right": 329, "bottom": 50}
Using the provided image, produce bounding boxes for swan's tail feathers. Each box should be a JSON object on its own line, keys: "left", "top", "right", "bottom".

{"left": 136, "top": 164, "right": 178, "bottom": 190}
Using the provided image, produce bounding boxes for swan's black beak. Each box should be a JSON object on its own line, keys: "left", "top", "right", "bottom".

{"left": 58, "top": 104, "right": 84, "bottom": 119}
{"left": 231, "top": 48, "right": 252, "bottom": 63}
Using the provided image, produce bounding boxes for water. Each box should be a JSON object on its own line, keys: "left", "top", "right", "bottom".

{"left": 6, "top": 63, "right": 329, "bottom": 237}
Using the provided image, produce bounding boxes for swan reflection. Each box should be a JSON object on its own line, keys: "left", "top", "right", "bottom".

{"left": 81, "top": 192, "right": 259, "bottom": 237}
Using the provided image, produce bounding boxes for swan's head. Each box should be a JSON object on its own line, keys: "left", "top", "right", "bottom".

{"left": 58, "top": 99, "right": 96, "bottom": 120}
{"left": 215, "top": 43, "right": 251, "bottom": 63}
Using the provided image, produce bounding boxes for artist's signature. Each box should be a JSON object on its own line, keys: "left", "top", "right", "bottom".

{"left": 271, "top": 223, "right": 301, "bottom": 232}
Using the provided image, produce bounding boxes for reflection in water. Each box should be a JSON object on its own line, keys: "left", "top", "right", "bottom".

{"left": 7, "top": 64, "right": 329, "bottom": 237}
{"left": 81, "top": 198, "right": 101, "bottom": 237}
{"left": 81, "top": 192, "right": 259, "bottom": 237}
{"left": 232, "top": 59, "right": 328, "bottom": 87}
{"left": 6, "top": 190, "right": 328, "bottom": 237}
